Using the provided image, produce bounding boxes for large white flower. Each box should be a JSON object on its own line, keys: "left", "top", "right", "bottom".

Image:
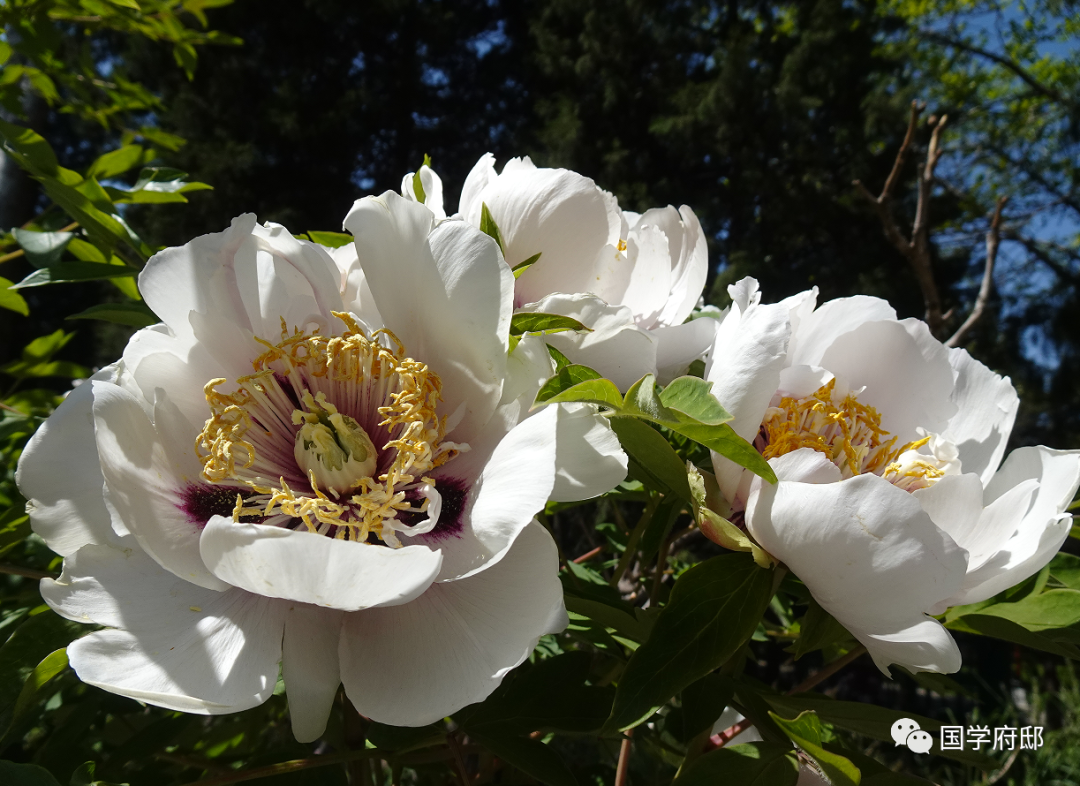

{"left": 15, "top": 194, "right": 603, "bottom": 740}
{"left": 402, "top": 154, "right": 716, "bottom": 389}
{"left": 704, "top": 278, "right": 1080, "bottom": 675}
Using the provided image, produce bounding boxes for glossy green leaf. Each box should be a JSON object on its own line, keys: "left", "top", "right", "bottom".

{"left": 1050, "top": 552, "right": 1080, "bottom": 590}
{"left": 9, "top": 648, "right": 68, "bottom": 734}
{"left": 510, "top": 312, "right": 589, "bottom": 336}
{"left": 668, "top": 673, "right": 734, "bottom": 744}
{"left": 467, "top": 728, "right": 577, "bottom": 786}
{"left": 975, "top": 589, "right": 1080, "bottom": 630}
{"left": 623, "top": 374, "right": 680, "bottom": 424}
{"left": 791, "top": 599, "right": 854, "bottom": 658}
{"left": 479, "top": 202, "right": 506, "bottom": 256}
{"left": 947, "top": 613, "right": 1080, "bottom": 659}
{"left": 512, "top": 251, "right": 541, "bottom": 278}
{"left": 770, "top": 711, "right": 861, "bottom": 786}
{"left": 307, "top": 230, "right": 354, "bottom": 249}
{"left": 673, "top": 742, "right": 799, "bottom": 786}
{"left": 672, "top": 421, "right": 776, "bottom": 483}
{"left": 11, "top": 228, "right": 73, "bottom": 268}
{"left": 86, "top": 145, "right": 143, "bottom": 180}
{"left": 67, "top": 302, "right": 159, "bottom": 328}
{"left": 0, "top": 117, "right": 59, "bottom": 176}
{"left": 13, "top": 262, "right": 138, "bottom": 289}
{"left": 463, "top": 652, "right": 615, "bottom": 734}
{"left": 546, "top": 343, "right": 571, "bottom": 372}
{"left": 607, "top": 554, "right": 774, "bottom": 730}
{"left": 658, "top": 376, "right": 732, "bottom": 426}
{"left": 0, "top": 761, "right": 62, "bottom": 786}
{"left": 0, "top": 277, "right": 29, "bottom": 316}
{"left": 609, "top": 418, "right": 692, "bottom": 502}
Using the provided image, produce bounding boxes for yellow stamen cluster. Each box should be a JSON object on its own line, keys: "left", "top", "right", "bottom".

{"left": 761, "top": 379, "right": 932, "bottom": 483}
{"left": 196, "top": 312, "right": 458, "bottom": 545}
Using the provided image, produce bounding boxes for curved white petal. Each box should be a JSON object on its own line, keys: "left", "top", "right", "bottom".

{"left": 817, "top": 319, "right": 956, "bottom": 443}
{"left": 426, "top": 405, "right": 558, "bottom": 581}
{"left": 17, "top": 367, "right": 126, "bottom": 555}
{"left": 43, "top": 544, "right": 284, "bottom": 713}
{"left": 952, "top": 446, "right": 1080, "bottom": 605}
{"left": 913, "top": 473, "right": 985, "bottom": 557}
{"left": 746, "top": 454, "right": 967, "bottom": 674}
{"left": 526, "top": 293, "right": 658, "bottom": 391}
{"left": 654, "top": 317, "right": 719, "bottom": 384}
{"left": 706, "top": 299, "right": 791, "bottom": 500}
{"left": 91, "top": 381, "right": 229, "bottom": 591}
{"left": 200, "top": 516, "right": 443, "bottom": 611}
{"left": 943, "top": 347, "right": 1019, "bottom": 485}
{"left": 283, "top": 604, "right": 343, "bottom": 742}
{"left": 787, "top": 295, "right": 896, "bottom": 368}
{"left": 655, "top": 205, "right": 708, "bottom": 328}
{"left": 601, "top": 217, "right": 671, "bottom": 328}
{"left": 344, "top": 192, "right": 511, "bottom": 439}
{"left": 474, "top": 167, "right": 619, "bottom": 303}
{"left": 551, "top": 403, "right": 627, "bottom": 502}
{"left": 400, "top": 165, "right": 446, "bottom": 220}
{"left": 340, "top": 520, "right": 566, "bottom": 726}
{"left": 458, "top": 152, "right": 497, "bottom": 219}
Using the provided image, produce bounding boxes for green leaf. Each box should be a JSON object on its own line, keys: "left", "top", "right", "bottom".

{"left": 13, "top": 262, "right": 138, "bottom": 289}
{"left": 609, "top": 418, "right": 692, "bottom": 502}
{"left": 946, "top": 613, "right": 1080, "bottom": 658}
{"left": 0, "top": 277, "right": 29, "bottom": 316}
{"left": 479, "top": 202, "right": 506, "bottom": 256}
{"left": 0, "top": 117, "right": 59, "bottom": 176}
{"left": 307, "top": 230, "right": 354, "bottom": 249}
{"left": 108, "top": 0, "right": 141, "bottom": 9}
{"left": 770, "top": 711, "right": 861, "bottom": 786}
{"left": 976, "top": 589, "right": 1080, "bottom": 630}
{"left": 667, "top": 673, "right": 734, "bottom": 744}
{"left": 86, "top": 145, "right": 144, "bottom": 180}
{"left": 563, "top": 590, "right": 650, "bottom": 644}
{"left": 791, "top": 599, "right": 855, "bottom": 658}
{"left": 763, "top": 693, "right": 997, "bottom": 770}
{"left": 622, "top": 375, "right": 679, "bottom": 424}
{"left": 512, "top": 251, "right": 541, "bottom": 278}
{"left": 510, "top": 312, "right": 589, "bottom": 336}
{"left": 0, "top": 761, "right": 62, "bottom": 786}
{"left": 38, "top": 178, "right": 135, "bottom": 255}
{"left": 0, "top": 41, "right": 11, "bottom": 66}
{"left": 12, "top": 228, "right": 73, "bottom": 268}
{"left": 67, "top": 302, "right": 159, "bottom": 328}
{"left": 463, "top": 652, "right": 615, "bottom": 735}
{"left": 411, "top": 169, "right": 426, "bottom": 203}
{"left": 546, "top": 343, "right": 571, "bottom": 372}
{"left": 607, "top": 554, "right": 775, "bottom": 730}
{"left": 173, "top": 42, "right": 198, "bottom": 80}
{"left": 1051, "top": 552, "right": 1080, "bottom": 590}
{"left": 0, "top": 505, "right": 31, "bottom": 558}
{"left": 673, "top": 742, "right": 799, "bottom": 786}
{"left": 534, "top": 365, "right": 621, "bottom": 409}
{"left": 0, "top": 610, "right": 85, "bottom": 738}
{"left": 672, "top": 421, "right": 777, "bottom": 483}
{"left": 658, "top": 376, "right": 733, "bottom": 426}
{"left": 9, "top": 648, "right": 68, "bottom": 733}
{"left": 467, "top": 728, "right": 577, "bottom": 786}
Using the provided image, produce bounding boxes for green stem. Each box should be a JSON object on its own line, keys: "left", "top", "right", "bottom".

{"left": 609, "top": 495, "right": 658, "bottom": 587}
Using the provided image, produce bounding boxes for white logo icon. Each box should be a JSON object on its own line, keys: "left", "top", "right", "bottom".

{"left": 890, "top": 718, "right": 932, "bottom": 754}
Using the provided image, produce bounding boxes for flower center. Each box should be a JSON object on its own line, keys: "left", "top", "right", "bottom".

{"left": 195, "top": 312, "right": 465, "bottom": 546}
{"left": 757, "top": 378, "right": 953, "bottom": 491}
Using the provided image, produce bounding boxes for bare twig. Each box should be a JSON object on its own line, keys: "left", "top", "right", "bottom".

{"left": 707, "top": 717, "right": 755, "bottom": 751}
{"left": 947, "top": 196, "right": 1009, "bottom": 347}
{"left": 854, "top": 102, "right": 948, "bottom": 335}
{"left": 984, "top": 745, "right": 1021, "bottom": 785}
{"left": 183, "top": 749, "right": 383, "bottom": 786}
{"left": 0, "top": 564, "right": 54, "bottom": 581}
{"left": 787, "top": 645, "right": 867, "bottom": 695}
{"left": 615, "top": 728, "right": 634, "bottom": 786}
{"left": 447, "top": 732, "right": 471, "bottom": 786}
{"left": 573, "top": 545, "right": 603, "bottom": 564}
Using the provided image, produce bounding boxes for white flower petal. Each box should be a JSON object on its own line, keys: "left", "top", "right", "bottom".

{"left": 653, "top": 317, "right": 719, "bottom": 384}
{"left": 91, "top": 381, "right": 229, "bottom": 591}
{"left": 475, "top": 167, "right": 618, "bottom": 303}
{"left": 551, "top": 403, "right": 627, "bottom": 502}
{"left": 654, "top": 205, "right": 708, "bottom": 328}
{"left": 458, "top": 152, "right": 497, "bottom": 219}
{"left": 954, "top": 446, "right": 1080, "bottom": 605}
{"left": 706, "top": 299, "right": 791, "bottom": 500}
{"left": 857, "top": 618, "right": 962, "bottom": 675}
{"left": 283, "top": 604, "right": 343, "bottom": 742}
{"left": 427, "top": 405, "right": 558, "bottom": 581}
{"left": 787, "top": 295, "right": 896, "bottom": 368}
{"left": 200, "top": 516, "right": 443, "bottom": 611}
{"left": 400, "top": 165, "right": 446, "bottom": 220}
{"left": 943, "top": 348, "right": 1019, "bottom": 486}
{"left": 340, "top": 520, "right": 566, "bottom": 726}
{"left": 605, "top": 218, "right": 671, "bottom": 328}
{"left": 526, "top": 293, "right": 658, "bottom": 391}
{"left": 912, "top": 474, "right": 985, "bottom": 557}
{"left": 817, "top": 319, "right": 956, "bottom": 443}
{"left": 746, "top": 465, "right": 966, "bottom": 674}
{"left": 344, "top": 192, "right": 511, "bottom": 439}
{"left": 17, "top": 367, "right": 126, "bottom": 555}
{"left": 43, "top": 544, "right": 284, "bottom": 713}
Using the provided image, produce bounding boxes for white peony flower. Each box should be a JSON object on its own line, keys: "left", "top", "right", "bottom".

{"left": 15, "top": 193, "right": 614, "bottom": 740}
{"left": 704, "top": 277, "right": 1080, "bottom": 675}
{"left": 401, "top": 154, "right": 717, "bottom": 389}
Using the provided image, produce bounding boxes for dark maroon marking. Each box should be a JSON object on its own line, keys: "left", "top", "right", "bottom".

{"left": 397, "top": 478, "right": 469, "bottom": 541}
{"left": 274, "top": 372, "right": 301, "bottom": 410}
{"left": 178, "top": 484, "right": 262, "bottom": 527}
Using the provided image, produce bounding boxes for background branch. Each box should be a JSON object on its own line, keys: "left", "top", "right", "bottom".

{"left": 947, "top": 195, "right": 1009, "bottom": 347}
